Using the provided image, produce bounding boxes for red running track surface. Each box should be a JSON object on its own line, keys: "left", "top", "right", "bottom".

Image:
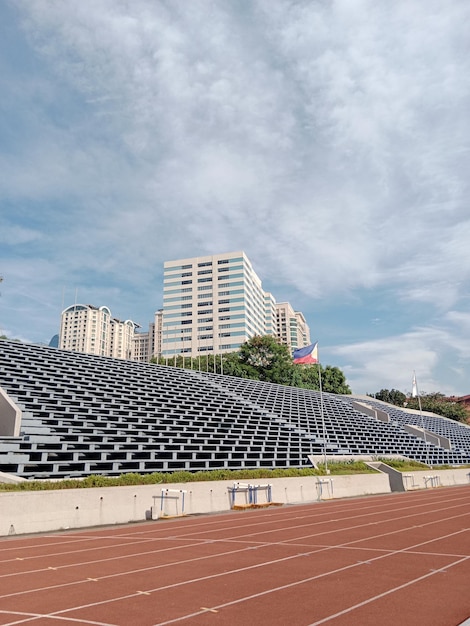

{"left": 0, "top": 485, "right": 469, "bottom": 626}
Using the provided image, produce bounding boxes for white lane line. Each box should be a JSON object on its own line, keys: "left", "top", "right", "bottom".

{"left": 4, "top": 486, "right": 465, "bottom": 559}
{"left": 0, "top": 536, "right": 177, "bottom": 567}
{"left": 150, "top": 539, "right": 470, "bottom": 625}
{"left": 220, "top": 507, "right": 470, "bottom": 548}
{"left": 147, "top": 492, "right": 470, "bottom": 542}
{"left": 0, "top": 537, "right": 211, "bottom": 579}
{"left": 0, "top": 608, "right": 116, "bottom": 626}
{"left": 4, "top": 495, "right": 467, "bottom": 582}
{"left": 308, "top": 556, "right": 470, "bottom": 625}
{"left": 11, "top": 529, "right": 468, "bottom": 626}
{"left": 1, "top": 509, "right": 468, "bottom": 601}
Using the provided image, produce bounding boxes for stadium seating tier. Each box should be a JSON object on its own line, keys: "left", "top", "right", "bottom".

{"left": 0, "top": 340, "right": 469, "bottom": 479}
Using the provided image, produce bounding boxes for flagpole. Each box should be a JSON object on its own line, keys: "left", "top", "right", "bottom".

{"left": 318, "top": 362, "right": 328, "bottom": 474}
{"left": 164, "top": 326, "right": 168, "bottom": 366}
{"left": 181, "top": 330, "right": 185, "bottom": 369}
{"left": 219, "top": 334, "right": 224, "bottom": 375}
{"left": 413, "top": 371, "right": 430, "bottom": 467}
{"left": 293, "top": 342, "right": 325, "bottom": 471}
{"left": 197, "top": 333, "right": 201, "bottom": 371}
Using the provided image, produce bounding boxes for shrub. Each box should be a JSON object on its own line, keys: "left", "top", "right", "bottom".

{"left": 0, "top": 462, "right": 381, "bottom": 492}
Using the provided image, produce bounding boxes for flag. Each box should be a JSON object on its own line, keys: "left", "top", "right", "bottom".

{"left": 293, "top": 342, "right": 318, "bottom": 364}
{"left": 411, "top": 372, "right": 418, "bottom": 398}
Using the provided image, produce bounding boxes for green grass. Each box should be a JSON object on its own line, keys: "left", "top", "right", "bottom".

{"left": 377, "top": 458, "right": 429, "bottom": 471}
{"left": 377, "top": 458, "right": 470, "bottom": 472}
{"left": 0, "top": 461, "right": 378, "bottom": 491}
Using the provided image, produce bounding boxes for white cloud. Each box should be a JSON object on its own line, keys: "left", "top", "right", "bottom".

{"left": 0, "top": 222, "right": 41, "bottom": 245}
{"left": 331, "top": 313, "right": 470, "bottom": 396}
{"left": 1, "top": 0, "right": 469, "bottom": 393}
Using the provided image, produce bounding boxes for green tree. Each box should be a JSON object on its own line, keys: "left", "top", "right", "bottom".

{"left": 406, "top": 393, "right": 467, "bottom": 422}
{"left": 151, "top": 335, "right": 351, "bottom": 394}
{"left": 366, "top": 388, "right": 467, "bottom": 422}
{"left": 220, "top": 351, "right": 258, "bottom": 379}
{"left": 369, "top": 389, "right": 406, "bottom": 406}
{"left": 238, "top": 335, "right": 295, "bottom": 384}
{"left": 321, "top": 365, "right": 352, "bottom": 394}
{"left": 295, "top": 363, "right": 351, "bottom": 394}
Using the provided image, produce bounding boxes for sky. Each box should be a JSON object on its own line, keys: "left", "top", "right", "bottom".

{"left": 1, "top": 0, "right": 469, "bottom": 397}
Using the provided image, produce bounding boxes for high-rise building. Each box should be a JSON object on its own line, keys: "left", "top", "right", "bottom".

{"left": 133, "top": 316, "right": 159, "bottom": 362}
{"left": 275, "top": 302, "right": 310, "bottom": 352}
{"left": 161, "top": 251, "right": 310, "bottom": 358}
{"left": 59, "top": 304, "right": 137, "bottom": 360}
{"left": 57, "top": 253, "right": 311, "bottom": 363}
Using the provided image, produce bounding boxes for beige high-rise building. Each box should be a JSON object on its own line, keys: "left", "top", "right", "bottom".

{"left": 132, "top": 332, "right": 149, "bottom": 362}
{"left": 161, "top": 251, "right": 310, "bottom": 359}
{"left": 275, "top": 302, "right": 310, "bottom": 351}
{"left": 59, "top": 304, "right": 137, "bottom": 360}
{"left": 58, "top": 253, "right": 311, "bottom": 363}
{"left": 133, "top": 316, "right": 159, "bottom": 362}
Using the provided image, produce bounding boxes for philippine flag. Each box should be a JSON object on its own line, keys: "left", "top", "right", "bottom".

{"left": 293, "top": 342, "right": 319, "bottom": 364}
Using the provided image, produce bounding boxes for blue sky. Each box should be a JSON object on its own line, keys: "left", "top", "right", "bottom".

{"left": 1, "top": 0, "right": 469, "bottom": 396}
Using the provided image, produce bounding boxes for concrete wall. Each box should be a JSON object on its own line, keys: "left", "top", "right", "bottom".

{"left": 2, "top": 470, "right": 468, "bottom": 537}
{"left": 401, "top": 468, "right": 470, "bottom": 490}
{"left": 0, "top": 387, "right": 21, "bottom": 437}
{"left": 350, "top": 400, "right": 390, "bottom": 423}
{"left": 366, "top": 462, "right": 406, "bottom": 492}
{"left": 1, "top": 473, "right": 390, "bottom": 537}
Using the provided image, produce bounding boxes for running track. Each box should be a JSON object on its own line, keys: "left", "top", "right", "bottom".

{"left": 0, "top": 486, "right": 469, "bottom": 626}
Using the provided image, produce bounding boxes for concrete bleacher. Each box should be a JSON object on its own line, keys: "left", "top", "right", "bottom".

{"left": 346, "top": 397, "right": 470, "bottom": 458}
{"left": 0, "top": 340, "right": 469, "bottom": 480}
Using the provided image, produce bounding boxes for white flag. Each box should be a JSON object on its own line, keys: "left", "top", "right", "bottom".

{"left": 411, "top": 372, "right": 418, "bottom": 398}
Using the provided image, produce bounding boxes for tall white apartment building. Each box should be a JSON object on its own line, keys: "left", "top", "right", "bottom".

{"left": 57, "top": 254, "right": 311, "bottom": 362}
{"left": 133, "top": 317, "right": 159, "bottom": 362}
{"left": 59, "top": 304, "right": 137, "bottom": 360}
{"left": 275, "top": 302, "right": 310, "bottom": 352}
{"left": 161, "top": 251, "right": 308, "bottom": 358}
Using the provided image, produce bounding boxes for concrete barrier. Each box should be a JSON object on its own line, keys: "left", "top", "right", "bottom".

{"left": 2, "top": 469, "right": 467, "bottom": 537}
{"left": 401, "top": 468, "right": 470, "bottom": 490}
{"left": 0, "top": 473, "right": 390, "bottom": 537}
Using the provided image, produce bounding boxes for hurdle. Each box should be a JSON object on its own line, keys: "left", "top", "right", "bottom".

{"left": 250, "top": 483, "right": 275, "bottom": 508}
{"left": 228, "top": 483, "right": 251, "bottom": 509}
{"left": 316, "top": 477, "right": 334, "bottom": 500}
{"left": 152, "top": 488, "right": 187, "bottom": 519}
{"left": 424, "top": 475, "right": 441, "bottom": 488}
{"left": 228, "top": 482, "right": 282, "bottom": 510}
{"left": 403, "top": 474, "right": 419, "bottom": 490}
